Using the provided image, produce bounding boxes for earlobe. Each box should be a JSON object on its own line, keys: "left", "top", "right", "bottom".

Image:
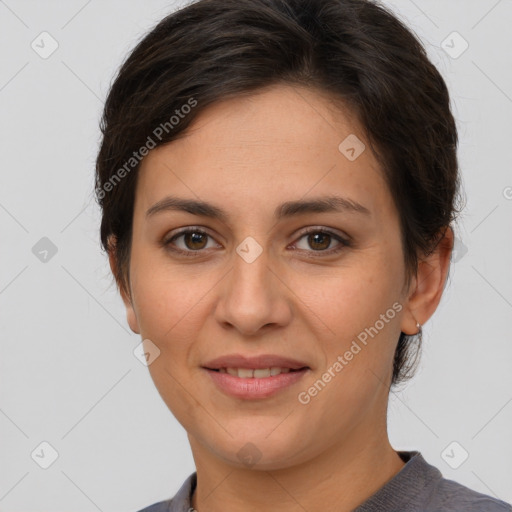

{"left": 400, "top": 226, "right": 454, "bottom": 335}
{"left": 125, "top": 304, "right": 140, "bottom": 335}
{"left": 119, "top": 281, "right": 140, "bottom": 335}
{"left": 107, "top": 236, "right": 140, "bottom": 335}
{"left": 400, "top": 274, "right": 421, "bottom": 335}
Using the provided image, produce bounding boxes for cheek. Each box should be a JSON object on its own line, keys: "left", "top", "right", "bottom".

{"left": 292, "top": 258, "right": 402, "bottom": 405}
{"left": 130, "top": 272, "right": 210, "bottom": 426}
{"left": 292, "top": 261, "right": 400, "bottom": 342}
{"left": 129, "top": 246, "right": 214, "bottom": 342}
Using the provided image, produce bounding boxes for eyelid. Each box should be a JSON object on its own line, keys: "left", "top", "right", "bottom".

{"left": 162, "top": 226, "right": 219, "bottom": 252}
{"left": 290, "top": 226, "right": 350, "bottom": 254}
{"left": 293, "top": 225, "right": 350, "bottom": 243}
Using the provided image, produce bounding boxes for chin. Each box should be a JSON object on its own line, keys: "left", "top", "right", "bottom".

{"left": 202, "top": 429, "right": 313, "bottom": 471}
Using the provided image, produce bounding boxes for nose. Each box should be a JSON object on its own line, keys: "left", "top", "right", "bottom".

{"left": 214, "top": 246, "right": 293, "bottom": 336}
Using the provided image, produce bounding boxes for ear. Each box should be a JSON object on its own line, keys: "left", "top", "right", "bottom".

{"left": 107, "top": 236, "right": 140, "bottom": 335}
{"left": 400, "top": 226, "right": 454, "bottom": 335}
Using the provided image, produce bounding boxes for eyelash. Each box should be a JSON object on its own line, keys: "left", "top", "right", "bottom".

{"left": 162, "top": 226, "right": 351, "bottom": 258}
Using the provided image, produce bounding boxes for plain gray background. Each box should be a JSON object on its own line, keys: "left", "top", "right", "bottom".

{"left": 1, "top": 0, "right": 511, "bottom": 511}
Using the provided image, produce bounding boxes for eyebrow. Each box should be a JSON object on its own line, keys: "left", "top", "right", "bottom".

{"left": 145, "top": 195, "right": 371, "bottom": 222}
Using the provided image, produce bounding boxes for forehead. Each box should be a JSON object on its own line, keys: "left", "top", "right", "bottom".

{"left": 136, "top": 84, "right": 389, "bottom": 218}
{"left": 174, "top": 84, "right": 363, "bottom": 152}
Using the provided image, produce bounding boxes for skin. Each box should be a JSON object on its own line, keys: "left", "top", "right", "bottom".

{"left": 110, "top": 84, "right": 453, "bottom": 512}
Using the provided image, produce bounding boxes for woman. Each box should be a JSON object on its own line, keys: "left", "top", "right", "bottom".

{"left": 95, "top": 0, "right": 511, "bottom": 510}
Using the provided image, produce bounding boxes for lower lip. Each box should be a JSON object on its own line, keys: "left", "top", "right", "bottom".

{"left": 204, "top": 368, "right": 309, "bottom": 399}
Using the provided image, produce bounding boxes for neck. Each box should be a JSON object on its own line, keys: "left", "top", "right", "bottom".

{"left": 189, "top": 429, "right": 405, "bottom": 512}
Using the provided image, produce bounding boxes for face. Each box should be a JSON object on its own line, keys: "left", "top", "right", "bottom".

{"left": 118, "top": 84, "right": 420, "bottom": 470}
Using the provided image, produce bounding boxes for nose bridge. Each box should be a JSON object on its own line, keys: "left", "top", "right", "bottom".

{"left": 215, "top": 238, "right": 290, "bottom": 334}
{"left": 231, "top": 243, "right": 274, "bottom": 313}
{"left": 233, "top": 242, "right": 271, "bottom": 295}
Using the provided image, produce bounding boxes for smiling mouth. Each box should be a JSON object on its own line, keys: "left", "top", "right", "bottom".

{"left": 205, "top": 367, "right": 309, "bottom": 378}
{"left": 203, "top": 366, "right": 310, "bottom": 399}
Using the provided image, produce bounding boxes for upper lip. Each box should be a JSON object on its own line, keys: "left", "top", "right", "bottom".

{"left": 203, "top": 354, "right": 309, "bottom": 370}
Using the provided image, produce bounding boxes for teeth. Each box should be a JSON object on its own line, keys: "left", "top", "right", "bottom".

{"left": 254, "top": 368, "right": 270, "bottom": 378}
{"left": 221, "top": 367, "right": 292, "bottom": 378}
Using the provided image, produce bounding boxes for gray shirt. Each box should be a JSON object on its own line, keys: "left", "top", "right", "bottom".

{"left": 137, "top": 451, "right": 511, "bottom": 511}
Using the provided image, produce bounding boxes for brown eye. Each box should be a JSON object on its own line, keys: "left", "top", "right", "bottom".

{"left": 293, "top": 228, "right": 350, "bottom": 256}
{"left": 164, "top": 228, "right": 218, "bottom": 256}
{"left": 182, "top": 231, "right": 208, "bottom": 250}
{"left": 307, "top": 232, "right": 332, "bottom": 251}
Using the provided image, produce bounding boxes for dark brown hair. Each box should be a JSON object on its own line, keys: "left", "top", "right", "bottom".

{"left": 95, "top": 0, "right": 463, "bottom": 387}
